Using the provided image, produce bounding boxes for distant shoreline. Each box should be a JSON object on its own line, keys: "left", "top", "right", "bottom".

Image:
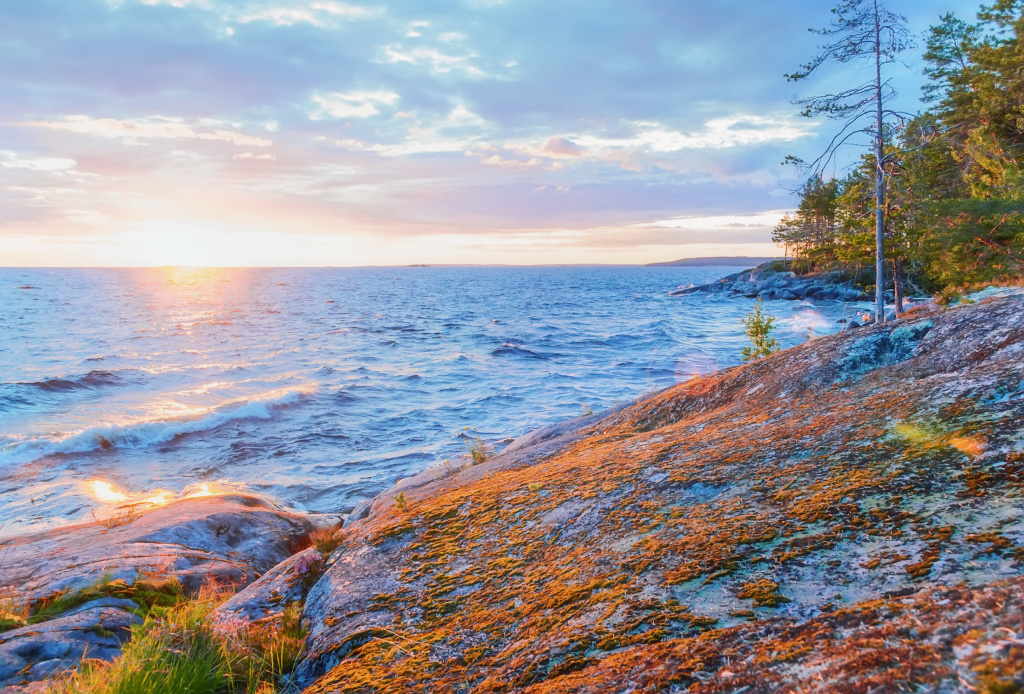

{"left": 2, "top": 259, "right": 781, "bottom": 270}
{"left": 646, "top": 256, "right": 779, "bottom": 268}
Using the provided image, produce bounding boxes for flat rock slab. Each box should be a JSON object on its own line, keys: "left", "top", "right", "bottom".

{"left": 295, "top": 294, "right": 1024, "bottom": 693}
{"left": 0, "top": 494, "right": 312, "bottom": 604}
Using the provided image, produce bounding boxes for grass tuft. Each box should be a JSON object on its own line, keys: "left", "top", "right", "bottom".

{"left": 29, "top": 574, "right": 186, "bottom": 626}
{"left": 46, "top": 583, "right": 305, "bottom": 694}
{"left": 307, "top": 525, "right": 345, "bottom": 557}
{"left": 467, "top": 438, "right": 492, "bottom": 465}
{"left": 91, "top": 506, "right": 140, "bottom": 530}
{"left": 0, "top": 585, "right": 28, "bottom": 633}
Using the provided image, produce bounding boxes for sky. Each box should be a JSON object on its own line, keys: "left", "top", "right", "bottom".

{"left": 0, "top": 0, "right": 985, "bottom": 267}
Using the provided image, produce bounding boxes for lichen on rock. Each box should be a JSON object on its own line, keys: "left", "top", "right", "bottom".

{"left": 293, "top": 293, "right": 1024, "bottom": 693}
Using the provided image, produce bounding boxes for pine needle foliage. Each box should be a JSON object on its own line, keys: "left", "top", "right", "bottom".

{"left": 742, "top": 301, "right": 780, "bottom": 362}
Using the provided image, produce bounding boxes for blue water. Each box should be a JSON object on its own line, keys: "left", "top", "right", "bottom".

{"left": 0, "top": 266, "right": 860, "bottom": 535}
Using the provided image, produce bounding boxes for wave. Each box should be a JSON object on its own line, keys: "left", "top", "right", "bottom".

{"left": 0, "top": 387, "right": 311, "bottom": 467}
{"left": 490, "top": 343, "right": 548, "bottom": 359}
{"left": 24, "top": 370, "right": 123, "bottom": 393}
{"left": 0, "top": 370, "right": 127, "bottom": 413}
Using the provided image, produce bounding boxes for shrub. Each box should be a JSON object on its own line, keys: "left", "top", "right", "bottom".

{"left": 741, "top": 300, "right": 780, "bottom": 362}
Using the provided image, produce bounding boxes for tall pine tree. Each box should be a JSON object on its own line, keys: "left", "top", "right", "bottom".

{"left": 786, "top": 0, "right": 912, "bottom": 322}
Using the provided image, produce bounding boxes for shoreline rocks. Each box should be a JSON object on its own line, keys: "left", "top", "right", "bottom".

{"left": 0, "top": 494, "right": 313, "bottom": 689}
{"left": 7, "top": 291, "right": 1024, "bottom": 692}
{"left": 671, "top": 260, "right": 876, "bottom": 302}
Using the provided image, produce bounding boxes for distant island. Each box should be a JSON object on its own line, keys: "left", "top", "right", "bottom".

{"left": 647, "top": 256, "right": 779, "bottom": 268}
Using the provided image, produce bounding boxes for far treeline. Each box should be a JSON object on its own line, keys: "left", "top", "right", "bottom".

{"left": 775, "top": 0, "right": 1024, "bottom": 310}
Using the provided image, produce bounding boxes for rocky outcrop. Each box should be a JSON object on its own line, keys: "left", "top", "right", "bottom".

{"left": 671, "top": 260, "right": 875, "bottom": 302}
{"left": 0, "top": 494, "right": 312, "bottom": 603}
{"left": 293, "top": 292, "right": 1024, "bottom": 693}
{"left": 0, "top": 602, "right": 141, "bottom": 688}
{"left": 0, "top": 494, "right": 312, "bottom": 688}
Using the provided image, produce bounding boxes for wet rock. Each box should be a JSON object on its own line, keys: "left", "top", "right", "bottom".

{"left": 0, "top": 494, "right": 313, "bottom": 603}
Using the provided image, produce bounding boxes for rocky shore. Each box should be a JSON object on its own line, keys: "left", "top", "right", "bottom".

{"left": 671, "top": 260, "right": 877, "bottom": 303}
{"left": 3, "top": 292, "right": 1024, "bottom": 692}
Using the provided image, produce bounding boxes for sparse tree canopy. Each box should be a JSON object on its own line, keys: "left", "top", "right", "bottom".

{"left": 786, "top": 0, "right": 912, "bottom": 321}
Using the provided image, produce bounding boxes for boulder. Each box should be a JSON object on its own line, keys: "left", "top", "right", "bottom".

{"left": 0, "top": 604, "right": 141, "bottom": 686}
{"left": 0, "top": 494, "right": 313, "bottom": 688}
{"left": 214, "top": 547, "right": 323, "bottom": 626}
{"left": 0, "top": 494, "right": 313, "bottom": 603}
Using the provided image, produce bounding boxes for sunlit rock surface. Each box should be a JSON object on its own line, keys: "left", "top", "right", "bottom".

{"left": 0, "top": 494, "right": 312, "bottom": 602}
{"left": 0, "top": 494, "right": 311, "bottom": 689}
{"left": 297, "top": 293, "right": 1024, "bottom": 693}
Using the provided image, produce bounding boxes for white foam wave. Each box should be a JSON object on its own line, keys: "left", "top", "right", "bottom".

{"left": 0, "top": 387, "right": 311, "bottom": 467}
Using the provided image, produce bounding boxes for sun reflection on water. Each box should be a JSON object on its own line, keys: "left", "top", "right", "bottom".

{"left": 85, "top": 479, "right": 234, "bottom": 510}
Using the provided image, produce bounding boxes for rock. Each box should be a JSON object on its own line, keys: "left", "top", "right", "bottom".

{"left": 295, "top": 294, "right": 1024, "bottom": 692}
{"left": 669, "top": 262, "right": 872, "bottom": 305}
{"left": 0, "top": 606, "right": 141, "bottom": 687}
{"left": 885, "top": 311, "right": 897, "bottom": 322}
{"left": 0, "top": 494, "right": 313, "bottom": 603}
{"left": 841, "top": 320, "right": 861, "bottom": 331}
{"left": 214, "top": 547, "right": 323, "bottom": 626}
{"left": 0, "top": 494, "right": 313, "bottom": 688}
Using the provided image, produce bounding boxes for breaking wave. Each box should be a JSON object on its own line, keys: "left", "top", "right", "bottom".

{"left": 0, "top": 387, "right": 310, "bottom": 467}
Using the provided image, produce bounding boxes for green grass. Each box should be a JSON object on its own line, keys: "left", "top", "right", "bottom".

{"left": 28, "top": 575, "right": 186, "bottom": 626}
{"left": 46, "top": 585, "right": 306, "bottom": 694}
{"left": 467, "top": 438, "right": 491, "bottom": 465}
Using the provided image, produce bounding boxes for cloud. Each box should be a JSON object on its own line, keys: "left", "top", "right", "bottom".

{"left": 0, "top": 0, "right": 983, "bottom": 265}
{"left": 23, "top": 116, "right": 273, "bottom": 147}
{"left": 574, "top": 115, "right": 816, "bottom": 155}
{"left": 310, "top": 90, "right": 400, "bottom": 119}
{"left": 239, "top": 2, "right": 376, "bottom": 27}
{"left": 0, "top": 150, "right": 76, "bottom": 172}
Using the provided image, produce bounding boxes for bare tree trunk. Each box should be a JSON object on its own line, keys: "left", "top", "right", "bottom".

{"left": 893, "top": 258, "right": 904, "bottom": 317}
{"left": 873, "top": 0, "right": 886, "bottom": 324}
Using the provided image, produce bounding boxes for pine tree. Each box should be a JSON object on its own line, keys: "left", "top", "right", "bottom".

{"left": 785, "top": 0, "right": 913, "bottom": 323}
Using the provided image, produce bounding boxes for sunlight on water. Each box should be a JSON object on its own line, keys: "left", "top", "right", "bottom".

{"left": 88, "top": 480, "right": 127, "bottom": 503}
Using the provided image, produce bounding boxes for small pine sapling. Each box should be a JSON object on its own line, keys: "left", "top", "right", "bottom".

{"left": 742, "top": 300, "right": 780, "bottom": 361}
{"left": 394, "top": 492, "right": 409, "bottom": 512}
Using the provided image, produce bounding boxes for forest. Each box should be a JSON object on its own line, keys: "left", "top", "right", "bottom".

{"left": 774, "top": 0, "right": 1023, "bottom": 305}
